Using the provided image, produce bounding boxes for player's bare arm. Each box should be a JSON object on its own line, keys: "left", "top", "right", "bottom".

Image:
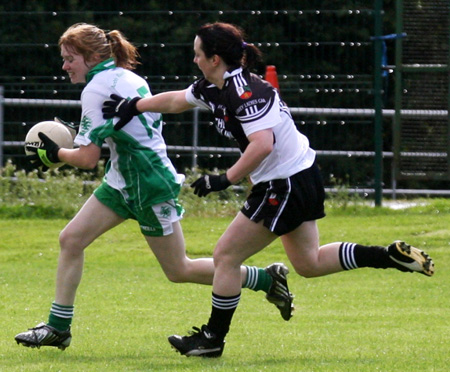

{"left": 137, "top": 89, "right": 194, "bottom": 114}
{"left": 226, "top": 129, "right": 274, "bottom": 184}
{"left": 58, "top": 143, "right": 101, "bottom": 170}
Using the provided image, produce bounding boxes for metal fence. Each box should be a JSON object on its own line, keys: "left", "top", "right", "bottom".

{"left": 393, "top": 0, "right": 450, "bottom": 182}
{"left": 1, "top": 3, "right": 449, "bottom": 200}
{"left": 1, "top": 93, "right": 449, "bottom": 198}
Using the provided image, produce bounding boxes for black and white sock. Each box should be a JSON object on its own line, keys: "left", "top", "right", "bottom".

{"left": 207, "top": 292, "right": 241, "bottom": 340}
{"left": 339, "top": 242, "right": 391, "bottom": 270}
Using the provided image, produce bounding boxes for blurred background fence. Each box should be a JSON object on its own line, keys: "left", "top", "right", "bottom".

{"left": 0, "top": 1, "right": 449, "bottom": 202}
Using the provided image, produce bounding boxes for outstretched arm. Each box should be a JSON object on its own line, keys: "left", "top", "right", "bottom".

{"left": 103, "top": 89, "right": 194, "bottom": 130}
{"left": 137, "top": 89, "right": 194, "bottom": 114}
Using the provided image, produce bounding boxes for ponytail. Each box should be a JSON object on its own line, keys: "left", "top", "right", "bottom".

{"left": 242, "top": 43, "right": 262, "bottom": 71}
{"left": 106, "top": 30, "right": 140, "bottom": 70}
{"left": 197, "top": 22, "right": 263, "bottom": 71}
{"left": 59, "top": 23, "right": 140, "bottom": 71}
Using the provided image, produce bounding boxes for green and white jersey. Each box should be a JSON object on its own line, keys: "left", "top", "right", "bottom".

{"left": 75, "top": 58, "right": 184, "bottom": 206}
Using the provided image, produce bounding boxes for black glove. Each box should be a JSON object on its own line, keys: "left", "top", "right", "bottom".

{"left": 25, "top": 132, "right": 60, "bottom": 171}
{"left": 54, "top": 117, "right": 79, "bottom": 139}
{"left": 102, "top": 94, "right": 142, "bottom": 131}
{"left": 190, "top": 173, "right": 231, "bottom": 197}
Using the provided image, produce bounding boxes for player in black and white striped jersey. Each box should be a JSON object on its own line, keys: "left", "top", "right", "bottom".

{"left": 102, "top": 22, "right": 435, "bottom": 358}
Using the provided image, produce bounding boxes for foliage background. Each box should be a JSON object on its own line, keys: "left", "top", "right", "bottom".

{"left": 1, "top": 0, "right": 414, "bottom": 191}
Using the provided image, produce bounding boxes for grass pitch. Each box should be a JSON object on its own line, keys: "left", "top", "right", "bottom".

{"left": 1, "top": 200, "right": 449, "bottom": 371}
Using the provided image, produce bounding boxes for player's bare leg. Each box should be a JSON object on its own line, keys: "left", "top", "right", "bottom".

{"left": 282, "top": 221, "right": 434, "bottom": 277}
{"left": 56, "top": 195, "right": 124, "bottom": 304}
{"left": 15, "top": 195, "right": 123, "bottom": 350}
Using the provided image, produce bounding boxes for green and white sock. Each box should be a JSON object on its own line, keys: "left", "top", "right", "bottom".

{"left": 243, "top": 266, "right": 273, "bottom": 293}
{"left": 48, "top": 302, "right": 74, "bottom": 331}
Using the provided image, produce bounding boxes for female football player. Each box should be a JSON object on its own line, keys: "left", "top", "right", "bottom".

{"left": 103, "top": 22, "right": 434, "bottom": 358}
{"left": 14, "top": 23, "right": 294, "bottom": 351}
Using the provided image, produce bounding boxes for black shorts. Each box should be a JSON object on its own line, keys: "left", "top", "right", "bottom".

{"left": 241, "top": 163, "right": 326, "bottom": 236}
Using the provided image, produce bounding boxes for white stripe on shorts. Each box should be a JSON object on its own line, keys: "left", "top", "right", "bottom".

{"left": 269, "top": 178, "right": 291, "bottom": 232}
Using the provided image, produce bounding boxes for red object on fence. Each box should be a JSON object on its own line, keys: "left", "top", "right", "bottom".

{"left": 264, "top": 65, "right": 280, "bottom": 92}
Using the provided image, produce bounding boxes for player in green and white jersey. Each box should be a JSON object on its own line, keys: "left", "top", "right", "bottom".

{"left": 15, "top": 23, "right": 294, "bottom": 351}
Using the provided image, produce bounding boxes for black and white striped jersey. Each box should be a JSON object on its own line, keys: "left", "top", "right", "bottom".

{"left": 185, "top": 67, "right": 315, "bottom": 183}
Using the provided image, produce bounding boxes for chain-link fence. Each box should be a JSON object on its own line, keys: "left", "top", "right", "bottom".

{"left": 1, "top": 2, "right": 448, "bottom": 197}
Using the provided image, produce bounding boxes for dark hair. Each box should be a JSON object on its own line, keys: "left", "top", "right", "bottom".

{"left": 197, "top": 22, "right": 262, "bottom": 70}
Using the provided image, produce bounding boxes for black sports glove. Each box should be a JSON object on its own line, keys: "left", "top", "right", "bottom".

{"left": 54, "top": 117, "right": 79, "bottom": 139}
{"left": 25, "top": 132, "right": 61, "bottom": 171}
{"left": 190, "top": 173, "right": 231, "bottom": 197}
{"left": 102, "top": 94, "right": 142, "bottom": 131}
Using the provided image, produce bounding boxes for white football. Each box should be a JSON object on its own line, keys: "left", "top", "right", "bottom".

{"left": 24, "top": 120, "right": 74, "bottom": 169}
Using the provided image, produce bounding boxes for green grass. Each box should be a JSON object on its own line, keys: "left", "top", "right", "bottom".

{"left": 1, "top": 201, "right": 449, "bottom": 371}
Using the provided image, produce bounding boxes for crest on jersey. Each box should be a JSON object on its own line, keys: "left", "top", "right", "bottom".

{"left": 237, "top": 85, "right": 252, "bottom": 99}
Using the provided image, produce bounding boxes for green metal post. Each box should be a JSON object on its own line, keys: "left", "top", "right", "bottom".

{"left": 448, "top": 7, "right": 450, "bottom": 179}
{"left": 373, "top": 0, "right": 384, "bottom": 206}
{"left": 393, "top": 0, "right": 403, "bottom": 185}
